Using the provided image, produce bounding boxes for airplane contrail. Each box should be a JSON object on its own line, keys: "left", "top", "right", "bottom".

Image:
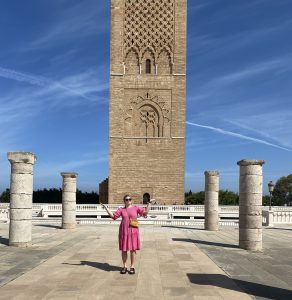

{"left": 186, "top": 121, "right": 291, "bottom": 152}
{"left": 0, "top": 66, "right": 93, "bottom": 101}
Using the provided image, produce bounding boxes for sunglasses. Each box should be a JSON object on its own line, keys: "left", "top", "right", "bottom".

{"left": 125, "top": 198, "right": 132, "bottom": 201}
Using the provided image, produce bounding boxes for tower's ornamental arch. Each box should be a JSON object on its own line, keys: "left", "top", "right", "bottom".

{"left": 108, "top": 0, "right": 187, "bottom": 204}
{"left": 124, "top": 93, "right": 171, "bottom": 139}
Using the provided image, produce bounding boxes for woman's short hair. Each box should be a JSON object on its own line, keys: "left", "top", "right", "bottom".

{"left": 123, "top": 194, "right": 131, "bottom": 201}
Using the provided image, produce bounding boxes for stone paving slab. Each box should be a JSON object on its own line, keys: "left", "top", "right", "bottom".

{"left": 171, "top": 225, "right": 292, "bottom": 300}
{"left": 0, "top": 224, "right": 252, "bottom": 300}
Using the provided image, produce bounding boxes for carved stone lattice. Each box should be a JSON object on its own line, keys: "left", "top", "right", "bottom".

{"left": 124, "top": 0, "right": 174, "bottom": 63}
{"left": 124, "top": 93, "right": 170, "bottom": 138}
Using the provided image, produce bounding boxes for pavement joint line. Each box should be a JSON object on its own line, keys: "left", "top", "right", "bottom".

{"left": 0, "top": 229, "right": 88, "bottom": 288}
{"left": 1, "top": 224, "right": 292, "bottom": 299}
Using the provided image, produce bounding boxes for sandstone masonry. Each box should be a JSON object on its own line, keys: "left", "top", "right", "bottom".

{"left": 61, "top": 172, "right": 78, "bottom": 229}
{"left": 109, "top": 0, "right": 187, "bottom": 204}
{"left": 7, "top": 152, "right": 37, "bottom": 247}
{"left": 237, "top": 159, "right": 265, "bottom": 251}
{"left": 204, "top": 171, "right": 219, "bottom": 231}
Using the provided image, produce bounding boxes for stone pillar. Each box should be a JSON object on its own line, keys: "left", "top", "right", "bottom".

{"left": 204, "top": 171, "right": 219, "bottom": 231}
{"left": 8, "top": 152, "right": 37, "bottom": 247}
{"left": 267, "top": 209, "right": 274, "bottom": 227}
{"left": 237, "top": 159, "right": 264, "bottom": 251}
{"left": 61, "top": 172, "right": 78, "bottom": 229}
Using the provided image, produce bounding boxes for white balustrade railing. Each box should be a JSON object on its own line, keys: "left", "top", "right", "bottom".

{"left": 262, "top": 208, "right": 292, "bottom": 226}
{"left": 28, "top": 204, "right": 240, "bottom": 217}
{"left": 31, "top": 217, "right": 238, "bottom": 227}
{"left": 268, "top": 206, "right": 292, "bottom": 211}
{"left": 0, "top": 207, "right": 9, "bottom": 223}
{"left": 1, "top": 202, "right": 292, "bottom": 226}
{"left": 272, "top": 210, "right": 292, "bottom": 223}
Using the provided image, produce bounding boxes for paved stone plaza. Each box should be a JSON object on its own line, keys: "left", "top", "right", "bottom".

{"left": 0, "top": 224, "right": 291, "bottom": 300}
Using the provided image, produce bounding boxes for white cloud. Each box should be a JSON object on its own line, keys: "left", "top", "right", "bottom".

{"left": 0, "top": 66, "right": 108, "bottom": 165}
{"left": 0, "top": 66, "right": 100, "bottom": 102}
{"left": 36, "top": 155, "right": 108, "bottom": 178}
{"left": 202, "top": 57, "right": 292, "bottom": 89}
{"left": 189, "top": 2, "right": 209, "bottom": 13}
{"left": 189, "top": 19, "right": 292, "bottom": 60}
{"left": 28, "top": 0, "right": 109, "bottom": 49}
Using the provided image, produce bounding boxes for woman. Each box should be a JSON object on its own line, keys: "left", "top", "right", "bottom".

{"left": 101, "top": 195, "right": 154, "bottom": 274}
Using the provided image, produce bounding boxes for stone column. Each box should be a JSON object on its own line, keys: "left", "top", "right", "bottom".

{"left": 237, "top": 159, "right": 264, "bottom": 251}
{"left": 204, "top": 171, "right": 219, "bottom": 231}
{"left": 61, "top": 172, "right": 78, "bottom": 229}
{"left": 8, "top": 152, "right": 37, "bottom": 247}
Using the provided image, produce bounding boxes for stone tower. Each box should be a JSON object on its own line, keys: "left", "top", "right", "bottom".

{"left": 109, "top": 0, "right": 187, "bottom": 204}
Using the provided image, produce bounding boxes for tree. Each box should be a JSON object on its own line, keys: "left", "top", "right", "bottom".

{"left": 219, "top": 190, "right": 238, "bottom": 205}
{"left": 185, "top": 190, "right": 192, "bottom": 197}
{"left": 272, "top": 174, "right": 292, "bottom": 206}
{"left": 32, "top": 188, "right": 99, "bottom": 204}
{"left": 76, "top": 189, "right": 99, "bottom": 204}
{"left": 33, "top": 188, "right": 62, "bottom": 203}
{"left": 262, "top": 195, "right": 270, "bottom": 206}
{"left": 0, "top": 189, "right": 10, "bottom": 203}
{"left": 185, "top": 189, "right": 239, "bottom": 205}
{"left": 185, "top": 191, "right": 204, "bottom": 205}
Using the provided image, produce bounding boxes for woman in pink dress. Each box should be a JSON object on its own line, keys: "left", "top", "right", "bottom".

{"left": 101, "top": 195, "right": 154, "bottom": 274}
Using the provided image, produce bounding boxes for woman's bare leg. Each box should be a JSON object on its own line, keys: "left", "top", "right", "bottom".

{"left": 122, "top": 251, "right": 128, "bottom": 268}
{"left": 130, "top": 250, "right": 136, "bottom": 268}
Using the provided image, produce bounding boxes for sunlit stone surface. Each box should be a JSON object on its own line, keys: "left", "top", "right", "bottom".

{"left": 61, "top": 172, "right": 78, "bottom": 229}
{"left": 7, "top": 152, "right": 37, "bottom": 247}
{"left": 204, "top": 171, "right": 219, "bottom": 231}
{"left": 237, "top": 159, "right": 264, "bottom": 251}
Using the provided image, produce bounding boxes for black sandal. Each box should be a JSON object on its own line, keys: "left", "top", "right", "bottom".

{"left": 129, "top": 268, "right": 135, "bottom": 275}
{"left": 120, "top": 267, "right": 127, "bottom": 274}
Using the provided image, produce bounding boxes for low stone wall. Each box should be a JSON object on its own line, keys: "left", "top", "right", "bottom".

{"left": 31, "top": 217, "right": 238, "bottom": 227}
{"left": 2, "top": 204, "right": 292, "bottom": 226}
{"left": 0, "top": 207, "right": 9, "bottom": 223}
{"left": 263, "top": 208, "right": 292, "bottom": 226}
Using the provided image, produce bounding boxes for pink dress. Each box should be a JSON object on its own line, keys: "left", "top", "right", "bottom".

{"left": 112, "top": 205, "right": 146, "bottom": 251}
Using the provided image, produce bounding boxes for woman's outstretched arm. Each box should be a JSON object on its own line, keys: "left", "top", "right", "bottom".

{"left": 100, "top": 202, "right": 114, "bottom": 219}
{"left": 144, "top": 199, "right": 155, "bottom": 216}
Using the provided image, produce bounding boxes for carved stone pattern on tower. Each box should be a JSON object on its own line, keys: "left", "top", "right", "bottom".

{"left": 124, "top": 93, "right": 170, "bottom": 138}
{"left": 124, "top": 0, "right": 174, "bottom": 64}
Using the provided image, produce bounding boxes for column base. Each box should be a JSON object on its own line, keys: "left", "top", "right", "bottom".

{"left": 9, "top": 241, "right": 32, "bottom": 248}
{"left": 239, "top": 240, "right": 262, "bottom": 252}
{"left": 205, "top": 220, "right": 219, "bottom": 231}
{"left": 62, "top": 223, "right": 76, "bottom": 229}
{"left": 204, "top": 226, "right": 219, "bottom": 231}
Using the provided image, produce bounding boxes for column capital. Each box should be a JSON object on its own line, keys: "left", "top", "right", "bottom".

{"left": 204, "top": 170, "right": 219, "bottom": 176}
{"left": 61, "top": 172, "right": 78, "bottom": 179}
{"left": 237, "top": 159, "right": 265, "bottom": 166}
{"left": 7, "top": 152, "right": 37, "bottom": 165}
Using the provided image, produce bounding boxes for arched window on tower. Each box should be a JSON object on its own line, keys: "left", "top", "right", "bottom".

{"left": 146, "top": 59, "right": 151, "bottom": 74}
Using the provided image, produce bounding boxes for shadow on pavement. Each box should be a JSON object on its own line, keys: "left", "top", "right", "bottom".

{"left": 35, "top": 224, "right": 61, "bottom": 229}
{"left": 266, "top": 227, "right": 292, "bottom": 231}
{"left": 187, "top": 273, "right": 292, "bottom": 300}
{"left": 162, "top": 226, "right": 205, "bottom": 231}
{"left": 0, "top": 236, "right": 9, "bottom": 246}
{"left": 173, "top": 238, "right": 239, "bottom": 249}
{"left": 63, "top": 261, "right": 121, "bottom": 272}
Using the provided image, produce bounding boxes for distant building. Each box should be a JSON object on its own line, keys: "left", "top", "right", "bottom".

{"left": 99, "top": 178, "right": 108, "bottom": 204}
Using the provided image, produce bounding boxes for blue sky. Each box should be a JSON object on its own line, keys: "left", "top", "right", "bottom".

{"left": 0, "top": 0, "right": 292, "bottom": 195}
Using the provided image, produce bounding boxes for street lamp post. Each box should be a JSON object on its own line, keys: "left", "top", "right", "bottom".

{"left": 268, "top": 181, "right": 274, "bottom": 210}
